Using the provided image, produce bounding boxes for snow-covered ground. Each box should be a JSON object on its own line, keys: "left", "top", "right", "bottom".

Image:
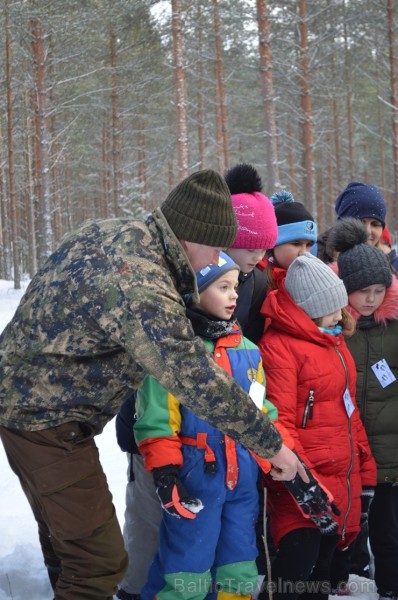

{"left": 0, "top": 278, "right": 378, "bottom": 600}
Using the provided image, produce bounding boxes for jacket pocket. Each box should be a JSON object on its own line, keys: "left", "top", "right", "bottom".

{"left": 356, "top": 441, "right": 371, "bottom": 461}
{"left": 304, "top": 445, "right": 337, "bottom": 476}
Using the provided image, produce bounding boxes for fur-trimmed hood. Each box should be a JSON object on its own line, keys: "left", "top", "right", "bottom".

{"left": 329, "top": 260, "right": 398, "bottom": 325}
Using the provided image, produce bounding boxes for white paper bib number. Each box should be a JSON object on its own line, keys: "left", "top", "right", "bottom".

{"left": 371, "top": 359, "right": 396, "bottom": 388}
{"left": 249, "top": 380, "right": 265, "bottom": 410}
{"left": 343, "top": 388, "right": 355, "bottom": 418}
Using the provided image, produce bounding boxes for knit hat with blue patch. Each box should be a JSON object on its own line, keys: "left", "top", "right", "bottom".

{"left": 271, "top": 190, "right": 317, "bottom": 246}
{"left": 335, "top": 181, "right": 386, "bottom": 228}
{"left": 196, "top": 252, "right": 240, "bottom": 293}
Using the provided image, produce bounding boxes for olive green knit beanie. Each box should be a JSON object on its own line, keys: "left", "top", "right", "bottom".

{"left": 161, "top": 169, "right": 238, "bottom": 247}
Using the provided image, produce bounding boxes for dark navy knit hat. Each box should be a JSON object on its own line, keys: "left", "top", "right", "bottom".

{"left": 335, "top": 182, "right": 386, "bottom": 228}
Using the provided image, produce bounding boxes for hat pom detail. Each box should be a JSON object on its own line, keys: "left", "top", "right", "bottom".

{"left": 224, "top": 163, "right": 263, "bottom": 194}
{"left": 271, "top": 190, "right": 295, "bottom": 206}
{"left": 326, "top": 218, "right": 369, "bottom": 255}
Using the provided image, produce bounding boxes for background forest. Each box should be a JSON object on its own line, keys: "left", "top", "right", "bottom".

{"left": 0, "top": 0, "right": 397, "bottom": 287}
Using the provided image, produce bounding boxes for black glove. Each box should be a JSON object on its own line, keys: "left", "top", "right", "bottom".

{"left": 284, "top": 461, "right": 340, "bottom": 535}
{"left": 153, "top": 465, "right": 204, "bottom": 520}
{"left": 360, "top": 486, "right": 375, "bottom": 524}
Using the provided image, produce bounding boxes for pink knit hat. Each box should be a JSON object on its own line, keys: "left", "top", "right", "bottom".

{"left": 225, "top": 164, "right": 278, "bottom": 250}
{"left": 230, "top": 191, "right": 277, "bottom": 249}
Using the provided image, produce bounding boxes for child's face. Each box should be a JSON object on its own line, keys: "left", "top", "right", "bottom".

{"left": 273, "top": 240, "right": 314, "bottom": 270}
{"left": 226, "top": 248, "right": 266, "bottom": 274}
{"left": 319, "top": 308, "right": 343, "bottom": 329}
{"left": 348, "top": 285, "right": 386, "bottom": 316}
{"left": 195, "top": 270, "right": 239, "bottom": 320}
{"left": 360, "top": 218, "right": 383, "bottom": 246}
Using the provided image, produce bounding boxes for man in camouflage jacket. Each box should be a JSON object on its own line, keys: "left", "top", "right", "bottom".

{"left": 0, "top": 169, "right": 302, "bottom": 600}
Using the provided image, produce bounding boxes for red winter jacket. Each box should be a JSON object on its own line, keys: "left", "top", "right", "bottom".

{"left": 259, "top": 283, "right": 376, "bottom": 549}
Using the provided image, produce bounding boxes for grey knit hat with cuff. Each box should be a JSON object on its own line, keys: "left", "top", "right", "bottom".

{"left": 161, "top": 169, "right": 238, "bottom": 248}
{"left": 285, "top": 253, "right": 348, "bottom": 319}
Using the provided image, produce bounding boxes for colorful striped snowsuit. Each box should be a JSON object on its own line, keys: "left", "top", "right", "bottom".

{"left": 134, "top": 324, "right": 277, "bottom": 600}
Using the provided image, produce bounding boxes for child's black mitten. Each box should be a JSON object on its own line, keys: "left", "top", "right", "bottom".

{"left": 153, "top": 465, "right": 204, "bottom": 520}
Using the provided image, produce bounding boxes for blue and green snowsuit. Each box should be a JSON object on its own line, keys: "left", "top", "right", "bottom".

{"left": 134, "top": 322, "right": 278, "bottom": 600}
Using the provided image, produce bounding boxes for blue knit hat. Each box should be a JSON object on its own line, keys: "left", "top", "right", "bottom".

{"left": 335, "top": 181, "right": 386, "bottom": 227}
{"left": 271, "top": 190, "right": 317, "bottom": 246}
{"left": 196, "top": 252, "right": 240, "bottom": 293}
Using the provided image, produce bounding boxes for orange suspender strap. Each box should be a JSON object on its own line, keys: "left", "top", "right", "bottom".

{"left": 180, "top": 433, "right": 216, "bottom": 465}
{"left": 224, "top": 435, "right": 238, "bottom": 490}
{"left": 180, "top": 432, "right": 238, "bottom": 490}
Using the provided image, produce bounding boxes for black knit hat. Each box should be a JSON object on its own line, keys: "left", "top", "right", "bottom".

{"left": 161, "top": 169, "right": 238, "bottom": 247}
{"left": 271, "top": 190, "right": 317, "bottom": 245}
{"left": 327, "top": 218, "right": 392, "bottom": 294}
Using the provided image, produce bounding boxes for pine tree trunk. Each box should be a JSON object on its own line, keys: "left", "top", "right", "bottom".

{"left": 287, "top": 119, "right": 296, "bottom": 196}
{"left": 333, "top": 96, "right": 341, "bottom": 192}
{"left": 343, "top": 6, "right": 355, "bottom": 181}
{"left": 196, "top": 5, "right": 206, "bottom": 170}
{"left": 256, "top": 0, "right": 280, "bottom": 192}
{"left": 101, "top": 124, "right": 110, "bottom": 219}
{"left": 298, "top": 0, "right": 316, "bottom": 216}
{"left": 24, "top": 90, "right": 38, "bottom": 278}
{"left": 327, "top": 131, "right": 335, "bottom": 226}
{"left": 0, "top": 179, "right": 4, "bottom": 280}
{"left": 316, "top": 147, "right": 325, "bottom": 232}
{"left": 48, "top": 39, "right": 62, "bottom": 245}
{"left": 212, "top": 0, "right": 229, "bottom": 172}
{"left": 375, "top": 66, "right": 386, "bottom": 198}
{"left": 31, "top": 17, "right": 53, "bottom": 265}
{"left": 387, "top": 0, "right": 398, "bottom": 230}
{"left": 137, "top": 127, "right": 148, "bottom": 207}
{"left": 110, "top": 29, "right": 121, "bottom": 217}
{"left": 330, "top": 38, "right": 341, "bottom": 194}
{"left": 171, "top": 0, "right": 189, "bottom": 180}
{"left": 0, "top": 120, "right": 11, "bottom": 280}
{"left": 6, "top": 1, "right": 21, "bottom": 288}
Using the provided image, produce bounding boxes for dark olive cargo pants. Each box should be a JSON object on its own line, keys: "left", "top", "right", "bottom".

{"left": 0, "top": 422, "right": 128, "bottom": 600}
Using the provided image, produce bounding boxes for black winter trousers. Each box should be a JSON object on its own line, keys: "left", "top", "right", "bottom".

{"left": 369, "top": 483, "right": 398, "bottom": 596}
{"left": 260, "top": 528, "right": 338, "bottom": 600}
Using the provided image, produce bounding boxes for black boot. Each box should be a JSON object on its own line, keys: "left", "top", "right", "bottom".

{"left": 116, "top": 589, "right": 141, "bottom": 600}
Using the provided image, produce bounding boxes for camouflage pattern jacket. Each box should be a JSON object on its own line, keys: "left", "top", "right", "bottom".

{"left": 0, "top": 209, "right": 281, "bottom": 458}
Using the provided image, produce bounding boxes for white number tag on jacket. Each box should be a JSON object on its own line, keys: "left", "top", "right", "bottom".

{"left": 343, "top": 388, "right": 355, "bottom": 418}
{"left": 249, "top": 381, "right": 265, "bottom": 410}
{"left": 371, "top": 358, "right": 396, "bottom": 388}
